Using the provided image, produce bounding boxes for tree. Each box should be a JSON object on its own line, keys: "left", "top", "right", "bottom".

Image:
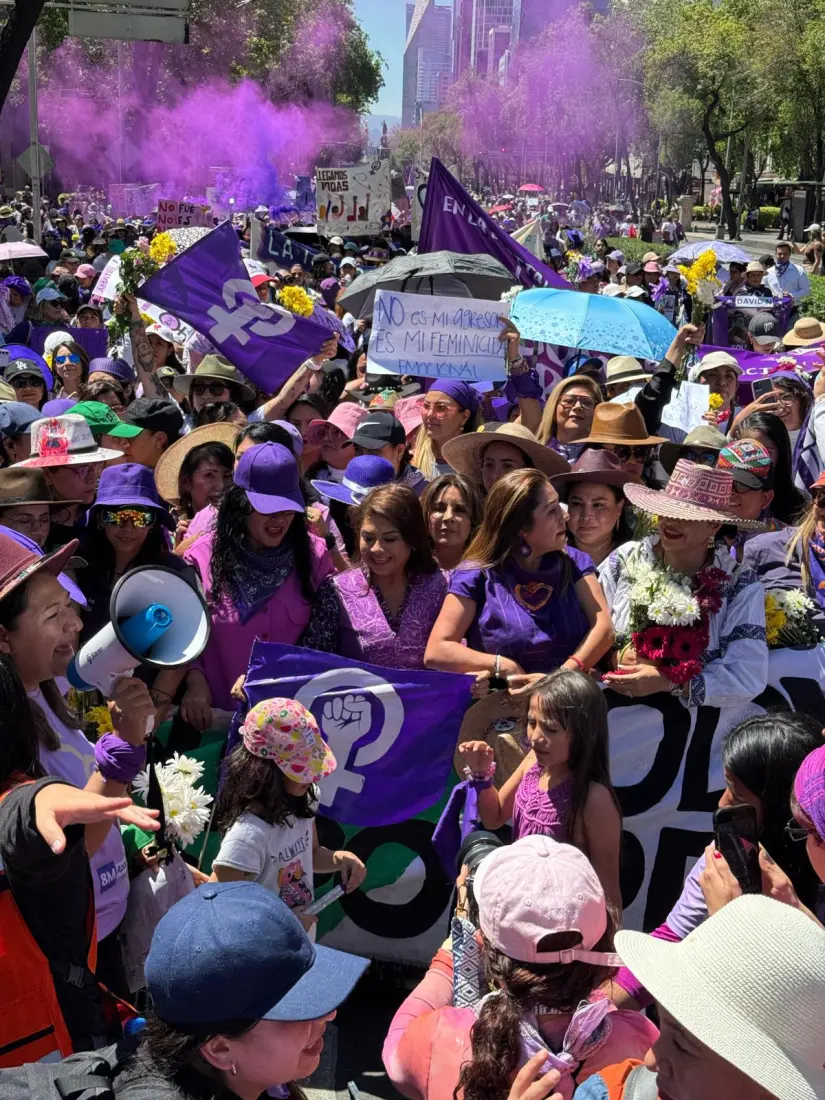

{"left": 0, "top": 0, "right": 47, "bottom": 113}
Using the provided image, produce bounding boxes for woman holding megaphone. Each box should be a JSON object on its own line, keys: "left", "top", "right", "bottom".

{"left": 0, "top": 528, "right": 157, "bottom": 997}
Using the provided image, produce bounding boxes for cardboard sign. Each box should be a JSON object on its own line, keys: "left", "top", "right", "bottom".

{"left": 368, "top": 289, "right": 509, "bottom": 382}
{"left": 315, "top": 161, "right": 391, "bottom": 237}
{"left": 156, "top": 198, "right": 210, "bottom": 231}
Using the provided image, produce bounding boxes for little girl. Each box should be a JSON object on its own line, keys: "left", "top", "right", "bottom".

{"left": 213, "top": 698, "right": 367, "bottom": 931}
{"left": 458, "top": 669, "right": 622, "bottom": 915}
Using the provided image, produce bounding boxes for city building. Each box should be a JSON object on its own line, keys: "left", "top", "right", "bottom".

{"left": 403, "top": 0, "right": 453, "bottom": 127}
{"left": 470, "top": 0, "right": 514, "bottom": 69}
{"left": 512, "top": 0, "right": 553, "bottom": 42}
{"left": 487, "top": 24, "right": 511, "bottom": 77}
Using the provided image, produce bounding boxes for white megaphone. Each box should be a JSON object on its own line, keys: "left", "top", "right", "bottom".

{"left": 68, "top": 566, "right": 210, "bottom": 729}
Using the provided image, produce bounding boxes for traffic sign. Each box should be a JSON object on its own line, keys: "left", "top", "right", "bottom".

{"left": 17, "top": 143, "right": 54, "bottom": 179}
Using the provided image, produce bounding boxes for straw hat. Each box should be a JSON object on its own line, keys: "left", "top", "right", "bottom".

{"left": 172, "top": 356, "right": 256, "bottom": 402}
{"left": 624, "top": 458, "right": 765, "bottom": 528}
{"left": 442, "top": 423, "right": 570, "bottom": 485}
{"left": 577, "top": 403, "right": 666, "bottom": 447}
{"left": 616, "top": 895, "right": 825, "bottom": 1100}
{"left": 550, "top": 448, "right": 641, "bottom": 499}
{"left": 154, "top": 423, "right": 239, "bottom": 506}
{"left": 605, "top": 356, "right": 652, "bottom": 388}
{"left": 783, "top": 316, "right": 825, "bottom": 347}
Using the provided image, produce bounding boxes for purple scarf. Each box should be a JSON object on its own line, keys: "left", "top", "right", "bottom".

{"left": 808, "top": 529, "right": 825, "bottom": 610}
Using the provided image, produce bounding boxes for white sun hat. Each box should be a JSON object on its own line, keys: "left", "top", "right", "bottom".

{"left": 615, "top": 895, "right": 825, "bottom": 1100}
{"left": 19, "top": 414, "right": 123, "bottom": 468}
{"left": 688, "top": 348, "right": 743, "bottom": 383}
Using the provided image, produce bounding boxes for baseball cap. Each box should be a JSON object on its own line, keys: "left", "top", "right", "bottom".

{"left": 339, "top": 257, "right": 357, "bottom": 270}
{"left": 351, "top": 410, "right": 406, "bottom": 450}
{"left": 329, "top": 236, "right": 345, "bottom": 247}
{"left": 233, "top": 442, "right": 305, "bottom": 515}
{"left": 71, "top": 400, "right": 142, "bottom": 439}
{"left": 717, "top": 439, "right": 775, "bottom": 490}
{"left": 241, "top": 698, "right": 336, "bottom": 783}
{"left": 124, "top": 398, "right": 184, "bottom": 442}
{"left": 251, "top": 273, "right": 276, "bottom": 289}
{"left": 35, "top": 287, "right": 67, "bottom": 305}
{"left": 472, "top": 835, "right": 621, "bottom": 967}
{"left": 5, "top": 360, "right": 46, "bottom": 385}
{"left": 748, "top": 312, "right": 779, "bottom": 346}
{"left": 75, "top": 264, "right": 97, "bottom": 280}
{"left": 624, "top": 261, "right": 643, "bottom": 277}
{"left": 76, "top": 302, "right": 102, "bottom": 317}
{"left": 0, "top": 402, "right": 42, "bottom": 437}
{"left": 607, "top": 249, "right": 624, "bottom": 262}
{"left": 144, "top": 881, "right": 369, "bottom": 1025}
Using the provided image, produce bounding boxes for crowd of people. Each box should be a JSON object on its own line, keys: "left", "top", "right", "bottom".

{"left": 0, "top": 184, "right": 824, "bottom": 1100}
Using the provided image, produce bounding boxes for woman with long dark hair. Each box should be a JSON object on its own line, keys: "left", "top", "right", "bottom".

{"left": 181, "top": 443, "right": 333, "bottom": 729}
{"left": 730, "top": 409, "right": 807, "bottom": 525}
{"left": 153, "top": 424, "right": 238, "bottom": 546}
{"left": 551, "top": 450, "right": 638, "bottom": 565}
{"left": 422, "top": 473, "right": 483, "bottom": 571}
{"left": 610, "top": 710, "right": 823, "bottom": 1011}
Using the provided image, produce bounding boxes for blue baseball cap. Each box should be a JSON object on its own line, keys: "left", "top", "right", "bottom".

{"left": 233, "top": 441, "right": 305, "bottom": 515}
{"left": 0, "top": 401, "right": 42, "bottom": 438}
{"left": 145, "top": 882, "right": 369, "bottom": 1025}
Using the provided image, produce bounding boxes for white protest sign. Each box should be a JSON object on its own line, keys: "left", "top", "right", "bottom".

{"left": 613, "top": 380, "right": 709, "bottom": 434}
{"left": 315, "top": 161, "right": 391, "bottom": 237}
{"left": 156, "top": 198, "right": 210, "bottom": 230}
{"left": 733, "top": 294, "right": 770, "bottom": 309}
{"left": 91, "top": 255, "right": 121, "bottom": 301}
{"left": 368, "top": 289, "right": 509, "bottom": 382}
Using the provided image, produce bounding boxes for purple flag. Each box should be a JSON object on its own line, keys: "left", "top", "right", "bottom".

{"left": 139, "top": 221, "right": 342, "bottom": 393}
{"left": 419, "top": 158, "right": 569, "bottom": 290}
{"left": 698, "top": 342, "right": 822, "bottom": 394}
{"left": 258, "top": 225, "right": 319, "bottom": 271}
{"left": 242, "top": 642, "right": 472, "bottom": 827}
{"left": 29, "top": 325, "right": 107, "bottom": 363}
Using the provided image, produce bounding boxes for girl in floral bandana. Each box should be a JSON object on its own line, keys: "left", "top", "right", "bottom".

{"left": 213, "top": 698, "right": 366, "bottom": 933}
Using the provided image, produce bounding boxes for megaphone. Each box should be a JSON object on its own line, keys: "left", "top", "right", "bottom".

{"left": 68, "top": 566, "right": 210, "bottom": 718}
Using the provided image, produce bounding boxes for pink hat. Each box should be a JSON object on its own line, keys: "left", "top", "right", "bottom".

{"left": 307, "top": 402, "right": 367, "bottom": 447}
{"left": 241, "top": 698, "right": 336, "bottom": 784}
{"left": 76, "top": 264, "right": 97, "bottom": 280}
{"left": 643, "top": 261, "right": 662, "bottom": 274}
{"left": 394, "top": 394, "right": 426, "bottom": 437}
{"left": 473, "top": 835, "right": 621, "bottom": 967}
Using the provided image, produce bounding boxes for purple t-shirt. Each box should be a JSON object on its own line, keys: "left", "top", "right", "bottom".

{"left": 449, "top": 550, "right": 593, "bottom": 673}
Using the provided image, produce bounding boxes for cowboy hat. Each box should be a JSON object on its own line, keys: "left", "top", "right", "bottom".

{"left": 577, "top": 403, "right": 666, "bottom": 447}
{"left": 172, "top": 356, "right": 255, "bottom": 403}
{"left": 623, "top": 458, "right": 765, "bottom": 529}
{"left": 154, "top": 423, "right": 240, "bottom": 506}
{"left": 782, "top": 317, "right": 825, "bottom": 348}
{"left": 550, "top": 448, "right": 641, "bottom": 499}
{"left": 0, "top": 467, "right": 81, "bottom": 510}
{"left": 0, "top": 530, "right": 78, "bottom": 605}
{"left": 659, "top": 424, "right": 728, "bottom": 476}
{"left": 441, "top": 423, "right": 570, "bottom": 485}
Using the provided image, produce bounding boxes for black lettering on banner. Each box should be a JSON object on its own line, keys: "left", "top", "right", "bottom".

{"left": 679, "top": 704, "right": 724, "bottom": 814}
{"left": 619, "top": 829, "right": 645, "bottom": 912}
{"left": 778, "top": 676, "right": 825, "bottom": 723}
{"left": 644, "top": 827, "right": 709, "bottom": 931}
{"left": 605, "top": 690, "right": 691, "bottom": 818}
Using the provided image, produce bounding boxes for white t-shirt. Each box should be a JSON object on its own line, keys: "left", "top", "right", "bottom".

{"left": 215, "top": 811, "right": 316, "bottom": 922}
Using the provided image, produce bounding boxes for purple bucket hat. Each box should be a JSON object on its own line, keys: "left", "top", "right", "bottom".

{"left": 89, "top": 355, "right": 136, "bottom": 385}
{"left": 89, "top": 462, "right": 175, "bottom": 529}
{"left": 311, "top": 454, "right": 395, "bottom": 505}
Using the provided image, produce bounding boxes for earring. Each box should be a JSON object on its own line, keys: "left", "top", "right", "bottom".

{"left": 230, "top": 1063, "right": 237, "bottom": 1077}
{"left": 519, "top": 538, "right": 531, "bottom": 558}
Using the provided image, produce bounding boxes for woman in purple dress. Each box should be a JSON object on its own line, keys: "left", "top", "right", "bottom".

{"left": 424, "top": 468, "right": 614, "bottom": 693}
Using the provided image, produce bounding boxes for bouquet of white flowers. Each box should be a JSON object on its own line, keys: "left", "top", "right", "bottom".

{"left": 132, "top": 752, "right": 213, "bottom": 848}
{"left": 764, "top": 589, "right": 822, "bottom": 649}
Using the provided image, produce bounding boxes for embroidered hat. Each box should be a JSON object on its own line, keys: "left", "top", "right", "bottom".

{"left": 311, "top": 454, "right": 395, "bottom": 504}
{"left": 624, "top": 458, "right": 765, "bottom": 529}
{"left": 19, "top": 414, "right": 123, "bottom": 468}
{"left": 241, "top": 698, "right": 336, "bottom": 783}
{"left": 794, "top": 744, "right": 825, "bottom": 843}
{"left": 716, "top": 439, "right": 774, "bottom": 491}
{"left": 473, "top": 835, "right": 621, "bottom": 968}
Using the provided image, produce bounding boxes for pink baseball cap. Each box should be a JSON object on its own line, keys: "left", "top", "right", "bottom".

{"left": 241, "top": 698, "right": 336, "bottom": 784}
{"left": 307, "top": 402, "right": 367, "bottom": 447}
{"left": 394, "top": 394, "right": 426, "bottom": 438}
{"left": 76, "top": 263, "right": 97, "bottom": 280}
{"left": 473, "top": 835, "right": 621, "bottom": 967}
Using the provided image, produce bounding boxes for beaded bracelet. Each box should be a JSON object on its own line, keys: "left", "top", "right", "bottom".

{"left": 462, "top": 762, "right": 497, "bottom": 790}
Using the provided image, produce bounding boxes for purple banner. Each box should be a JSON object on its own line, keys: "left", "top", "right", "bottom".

{"left": 419, "top": 158, "right": 569, "bottom": 290}
{"left": 139, "top": 222, "right": 346, "bottom": 394}
{"left": 29, "top": 326, "right": 108, "bottom": 363}
{"left": 258, "top": 225, "right": 319, "bottom": 272}
{"left": 699, "top": 341, "right": 822, "bottom": 383}
{"left": 242, "top": 642, "right": 472, "bottom": 826}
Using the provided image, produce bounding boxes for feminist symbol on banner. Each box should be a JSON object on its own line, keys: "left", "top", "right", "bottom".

{"left": 207, "top": 278, "right": 296, "bottom": 346}
{"left": 294, "top": 668, "right": 404, "bottom": 804}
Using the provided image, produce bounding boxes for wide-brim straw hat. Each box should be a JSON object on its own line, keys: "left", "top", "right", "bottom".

{"left": 172, "top": 355, "right": 256, "bottom": 402}
{"left": 550, "top": 448, "right": 641, "bottom": 499}
{"left": 154, "top": 423, "right": 240, "bottom": 506}
{"left": 783, "top": 316, "right": 825, "bottom": 347}
{"left": 623, "top": 458, "right": 765, "bottom": 529}
{"left": 616, "top": 895, "right": 825, "bottom": 1100}
{"left": 441, "top": 423, "right": 570, "bottom": 485}
{"left": 577, "top": 402, "right": 667, "bottom": 447}
{"left": 659, "top": 425, "right": 728, "bottom": 477}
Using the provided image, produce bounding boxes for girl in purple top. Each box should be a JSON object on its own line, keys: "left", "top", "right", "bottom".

{"left": 425, "top": 468, "right": 614, "bottom": 693}
{"left": 302, "top": 483, "right": 447, "bottom": 669}
{"left": 610, "top": 712, "right": 823, "bottom": 1010}
{"left": 458, "top": 670, "right": 623, "bottom": 916}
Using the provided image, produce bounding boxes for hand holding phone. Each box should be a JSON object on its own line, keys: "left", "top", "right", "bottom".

{"left": 713, "top": 803, "right": 761, "bottom": 894}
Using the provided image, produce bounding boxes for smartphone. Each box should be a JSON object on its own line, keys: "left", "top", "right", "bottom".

{"left": 713, "top": 803, "right": 761, "bottom": 894}
{"left": 751, "top": 377, "right": 775, "bottom": 400}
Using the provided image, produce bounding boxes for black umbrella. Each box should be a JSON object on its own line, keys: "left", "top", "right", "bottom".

{"left": 337, "top": 250, "right": 515, "bottom": 319}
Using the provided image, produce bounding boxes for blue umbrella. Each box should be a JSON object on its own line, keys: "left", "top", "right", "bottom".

{"left": 510, "top": 288, "right": 677, "bottom": 361}
{"left": 669, "top": 240, "right": 750, "bottom": 265}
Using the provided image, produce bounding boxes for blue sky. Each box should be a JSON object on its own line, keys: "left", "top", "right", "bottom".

{"left": 355, "top": 0, "right": 453, "bottom": 117}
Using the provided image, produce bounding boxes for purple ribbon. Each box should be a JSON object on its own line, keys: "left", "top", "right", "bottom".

{"left": 94, "top": 733, "right": 146, "bottom": 784}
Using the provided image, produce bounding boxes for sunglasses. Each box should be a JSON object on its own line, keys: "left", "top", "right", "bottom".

{"left": 9, "top": 375, "right": 43, "bottom": 388}
{"left": 559, "top": 395, "right": 597, "bottom": 412}
{"left": 192, "top": 381, "right": 230, "bottom": 398}
{"left": 100, "top": 507, "right": 156, "bottom": 529}
{"left": 681, "top": 448, "right": 719, "bottom": 467}
{"left": 593, "top": 444, "right": 653, "bottom": 462}
{"left": 54, "top": 354, "right": 81, "bottom": 366}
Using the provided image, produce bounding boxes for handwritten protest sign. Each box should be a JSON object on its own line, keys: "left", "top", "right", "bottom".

{"left": 316, "top": 161, "right": 391, "bottom": 237}
{"left": 156, "top": 199, "right": 210, "bottom": 231}
{"left": 612, "top": 380, "right": 709, "bottom": 434}
{"left": 368, "top": 290, "right": 509, "bottom": 383}
{"left": 92, "top": 255, "right": 122, "bottom": 301}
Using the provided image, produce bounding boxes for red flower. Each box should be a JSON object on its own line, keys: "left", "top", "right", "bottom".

{"left": 635, "top": 627, "right": 670, "bottom": 660}
{"left": 665, "top": 627, "right": 706, "bottom": 662}
{"left": 698, "top": 589, "right": 723, "bottom": 615}
{"left": 663, "top": 659, "right": 703, "bottom": 686}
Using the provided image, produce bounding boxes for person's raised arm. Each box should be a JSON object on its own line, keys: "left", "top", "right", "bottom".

{"left": 121, "top": 293, "right": 166, "bottom": 399}
{"left": 635, "top": 322, "right": 704, "bottom": 435}
{"left": 499, "top": 317, "right": 541, "bottom": 434}
{"left": 253, "top": 337, "right": 338, "bottom": 422}
{"left": 457, "top": 741, "right": 532, "bottom": 830}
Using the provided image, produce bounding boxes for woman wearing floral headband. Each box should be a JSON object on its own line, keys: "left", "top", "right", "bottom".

{"left": 600, "top": 460, "right": 768, "bottom": 706}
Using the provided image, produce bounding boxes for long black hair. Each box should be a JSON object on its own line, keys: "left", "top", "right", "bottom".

{"left": 721, "top": 711, "right": 823, "bottom": 910}
{"left": 210, "top": 485, "right": 315, "bottom": 604}
{"left": 732, "top": 410, "right": 807, "bottom": 524}
{"left": 217, "top": 743, "right": 317, "bottom": 829}
{"left": 178, "top": 441, "right": 234, "bottom": 520}
{"left": 81, "top": 511, "right": 168, "bottom": 580}
{"left": 0, "top": 653, "right": 43, "bottom": 789}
